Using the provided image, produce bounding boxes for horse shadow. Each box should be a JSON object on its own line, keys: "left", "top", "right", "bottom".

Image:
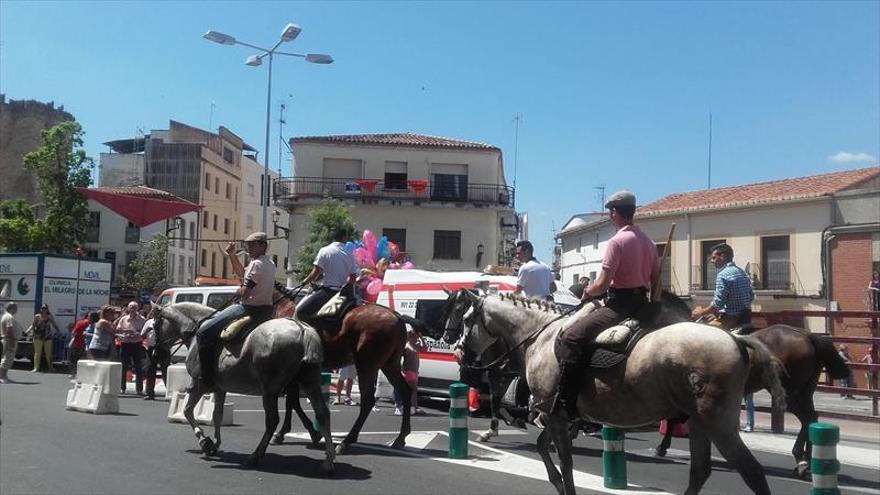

{"left": 193, "top": 449, "right": 372, "bottom": 480}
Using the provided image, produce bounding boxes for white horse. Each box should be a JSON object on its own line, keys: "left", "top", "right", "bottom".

{"left": 153, "top": 302, "right": 335, "bottom": 473}
{"left": 442, "top": 290, "right": 784, "bottom": 495}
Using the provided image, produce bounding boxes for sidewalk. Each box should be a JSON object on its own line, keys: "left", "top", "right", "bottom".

{"left": 748, "top": 390, "right": 878, "bottom": 442}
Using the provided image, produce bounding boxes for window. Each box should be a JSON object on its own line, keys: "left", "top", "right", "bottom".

{"left": 431, "top": 173, "right": 468, "bottom": 201}
{"left": 211, "top": 252, "right": 216, "bottom": 277}
{"left": 207, "top": 293, "right": 235, "bottom": 309}
{"left": 576, "top": 237, "right": 581, "bottom": 253}
{"left": 85, "top": 249, "right": 98, "bottom": 259}
{"left": 222, "top": 259, "right": 228, "bottom": 279}
{"left": 203, "top": 211, "right": 209, "bottom": 228}
{"left": 124, "top": 222, "right": 140, "bottom": 244}
{"left": 205, "top": 173, "right": 211, "bottom": 190}
{"left": 761, "top": 235, "right": 791, "bottom": 290}
{"left": 433, "top": 230, "right": 461, "bottom": 259}
{"left": 572, "top": 274, "right": 580, "bottom": 286}
{"left": 225, "top": 182, "right": 231, "bottom": 199}
{"left": 215, "top": 177, "right": 219, "bottom": 194}
{"left": 700, "top": 239, "right": 725, "bottom": 290}
{"left": 186, "top": 257, "right": 194, "bottom": 283}
{"left": 272, "top": 254, "right": 278, "bottom": 266}
{"left": 384, "top": 161, "right": 408, "bottom": 190}
{"left": 178, "top": 254, "right": 185, "bottom": 284}
{"left": 189, "top": 222, "right": 195, "bottom": 249}
{"left": 201, "top": 249, "right": 207, "bottom": 267}
{"left": 178, "top": 227, "right": 185, "bottom": 248}
{"left": 213, "top": 214, "right": 217, "bottom": 231}
{"left": 86, "top": 212, "right": 100, "bottom": 243}
{"left": 655, "top": 243, "right": 673, "bottom": 291}
{"left": 283, "top": 257, "right": 289, "bottom": 270}
{"left": 247, "top": 183, "right": 255, "bottom": 197}
{"left": 177, "top": 293, "right": 203, "bottom": 304}
{"left": 415, "top": 299, "right": 449, "bottom": 332}
{"left": 125, "top": 251, "right": 138, "bottom": 269}
{"left": 593, "top": 233, "right": 599, "bottom": 249}
{"left": 223, "top": 147, "right": 234, "bottom": 164}
{"left": 382, "top": 228, "right": 407, "bottom": 252}
{"left": 224, "top": 218, "right": 229, "bottom": 234}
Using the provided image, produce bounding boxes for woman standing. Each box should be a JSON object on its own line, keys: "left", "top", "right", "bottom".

{"left": 88, "top": 306, "right": 121, "bottom": 361}
{"left": 29, "top": 304, "right": 59, "bottom": 373}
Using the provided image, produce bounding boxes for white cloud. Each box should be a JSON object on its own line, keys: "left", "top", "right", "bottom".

{"left": 828, "top": 151, "right": 876, "bottom": 163}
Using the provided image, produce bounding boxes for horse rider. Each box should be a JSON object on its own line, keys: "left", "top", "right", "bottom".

{"left": 553, "top": 190, "right": 661, "bottom": 420}
{"left": 691, "top": 242, "right": 754, "bottom": 330}
{"left": 513, "top": 240, "right": 556, "bottom": 300}
{"left": 295, "top": 227, "right": 357, "bottom": 325}
{"left": 195, "top": 232, "right": 276, "bottom": 388}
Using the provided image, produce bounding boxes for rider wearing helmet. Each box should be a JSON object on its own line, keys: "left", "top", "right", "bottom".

{"left": 553, "top": 190, "right": 661, "bottom": 420}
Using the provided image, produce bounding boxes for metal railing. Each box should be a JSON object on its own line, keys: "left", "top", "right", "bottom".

{"left": 273, "top": 176, "right": 515, "bottom": 207}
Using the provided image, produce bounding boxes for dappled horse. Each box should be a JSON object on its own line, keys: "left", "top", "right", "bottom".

{"left": 152, "top": 302, "right": 335, "bottom": 472}
{"left": 654, "top": 320, "right": 852, "bottom": 478}
{"left": 442, "top": 289, "right": 785, "bottom": 495}
{"left": 271, "top": 287, "right": 414, "bottom": 454}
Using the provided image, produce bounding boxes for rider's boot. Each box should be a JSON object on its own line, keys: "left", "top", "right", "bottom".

{"left": 551, "top": 361, "right": 583, "bottom": 421}
{"left": 198, "top": 342, "right": 217, "bottom": 389}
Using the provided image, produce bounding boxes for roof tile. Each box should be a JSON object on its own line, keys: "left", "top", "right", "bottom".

{"left": 291, "top": 132, "right": 500, "bottom": 151}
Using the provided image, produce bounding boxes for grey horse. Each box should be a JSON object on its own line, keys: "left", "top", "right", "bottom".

{"left": 153, "top": 302, "right": 335, "bottom": 473}
{"left": 442, "top": 289, "right": 785, "bottom": 495}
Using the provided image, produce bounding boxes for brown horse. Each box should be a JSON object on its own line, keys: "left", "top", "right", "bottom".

{"left": 270, "top": 288, "right": 414, "bottom": 454}
{"left": 655, "top": 323, "right": 852, "bottom": 478}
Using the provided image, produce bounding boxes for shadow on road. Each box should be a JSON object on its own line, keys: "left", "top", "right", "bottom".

{"left": 204, "top": 451, "right": 372, "bottom": 480}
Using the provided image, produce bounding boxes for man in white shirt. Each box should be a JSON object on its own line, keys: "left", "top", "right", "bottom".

{"left": 514, "top": 241, "right": 555, "bottom": 300}
{"left": 195, "top": 231, "right": 276, "bottom": 388}
{"left": 295, "top": 227, "right": 357, "bottom": 324}
{"left": 1, "top": 303, "right": 24, "bottom": 383}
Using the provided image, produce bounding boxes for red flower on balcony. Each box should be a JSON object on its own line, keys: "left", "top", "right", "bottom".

{"left": 356, "top": 179, "right": 379, "bottom": 192}
{"left": 407, "top": 179, "right": 429, "bottom": 193}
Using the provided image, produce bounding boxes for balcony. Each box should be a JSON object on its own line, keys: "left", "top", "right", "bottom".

{"left": 274, "top": 176, "right": 515, "bottom": 207}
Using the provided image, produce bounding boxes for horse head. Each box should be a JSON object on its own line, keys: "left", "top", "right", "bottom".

{"left": 153, "top": 302, "right": 211, "bottom": 350}
{"left": 441, "top": 288, "right": 481, "bottom": 344}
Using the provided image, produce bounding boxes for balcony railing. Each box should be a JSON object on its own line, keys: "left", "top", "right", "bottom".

{"left": 274, "top": 176, "right": 515, "bottom": 207}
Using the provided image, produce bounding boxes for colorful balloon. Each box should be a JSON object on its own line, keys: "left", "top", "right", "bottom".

{"left": 402, "top": 261, "right": 415, "bottom": 270}
{"left": 388, "top": 242, "right": 400, "bottom": 262}
{"left": 366, "top": 277, "right": 383, "bottom": 296}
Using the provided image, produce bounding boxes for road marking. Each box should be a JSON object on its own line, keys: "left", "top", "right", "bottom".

{"left": 740, "top": 432, "right": 879, "bottom": 470}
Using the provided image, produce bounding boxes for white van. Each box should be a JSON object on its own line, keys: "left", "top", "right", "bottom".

{"left": 157, "top": 286, "right": 238, "bottom": 310}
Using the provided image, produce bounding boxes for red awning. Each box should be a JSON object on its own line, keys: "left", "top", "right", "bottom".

{"left": 77, "top": 187, "right": 203, "bottom": 227}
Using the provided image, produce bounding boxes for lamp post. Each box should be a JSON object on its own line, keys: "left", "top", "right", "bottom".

{"left": 204, "top": 23, "right": 333, "bottom": 233}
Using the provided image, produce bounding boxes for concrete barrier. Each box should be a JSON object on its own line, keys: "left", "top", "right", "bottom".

{"left": 167, "top": 391, "right": 234, "bottom": 426}
{"left": 66, "top": 360, "right": 121, "bottom": 414}
{"left": 164, "top": 364, "right": 191, "bottom": 400}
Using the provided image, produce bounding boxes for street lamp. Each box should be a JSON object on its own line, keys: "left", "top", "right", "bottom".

{"left": 203, "top": 23, "right": 333, "bottom": 233}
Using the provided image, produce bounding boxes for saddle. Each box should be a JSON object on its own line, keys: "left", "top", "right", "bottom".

{"left": 584, "top": 319, "right": 653, "bottom": 369}
{"left": 314, "top": 283, "right": 357, "bottom": 323}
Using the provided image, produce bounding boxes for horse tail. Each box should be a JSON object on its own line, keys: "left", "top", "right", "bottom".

{"left": 733, "top": 334, "right": 787, "bottom": 411}
{"left": 397, "top": 313, "right": 428, "bottom": 335}
{"left": 809, "top": 333, "right": 852, "bottom": 380}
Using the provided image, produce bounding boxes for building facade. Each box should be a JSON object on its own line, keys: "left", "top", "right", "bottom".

{"left": 240, "top": 154, "right": 289, "bottom": 282}
{"left": 275, "top": 133, "right": 518, "bottom": 274}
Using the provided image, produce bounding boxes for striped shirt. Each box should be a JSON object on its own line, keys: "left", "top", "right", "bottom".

{"left": 712, "top": 262, "right": 754, "bottom": 316}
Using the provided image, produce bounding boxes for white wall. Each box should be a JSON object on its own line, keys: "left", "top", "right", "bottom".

{"left": 558, "top": 221, "right": 615, "bottom": 287}
{"left": 98, "top": 153, "right": 144, "bottom": 187}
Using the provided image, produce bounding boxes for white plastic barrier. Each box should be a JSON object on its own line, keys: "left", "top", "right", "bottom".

{"left": 66, "top": 360, "right": 121, "bottom": 414}
{"left": 164, "top": 364, "right": 191, "bottom": 400}
{"left": 167, "top": 391, "right": 234, "bottom": 426}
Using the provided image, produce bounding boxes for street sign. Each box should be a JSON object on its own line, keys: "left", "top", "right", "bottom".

{"left": 140, "top": 290, "right": 152, "bottom": 303}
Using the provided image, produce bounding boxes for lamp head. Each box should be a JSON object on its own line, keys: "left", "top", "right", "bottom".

{"left": 305, "top": 53, "right": 334, "bottom": 64}
{"left": 204, "top": 30, "right": 236, "bottom": 45}
{"left": 245, "top": 55, "right": 263, "bottom": 66}
{"left": 281, "top": 23, "right": 302, "bottom": 42}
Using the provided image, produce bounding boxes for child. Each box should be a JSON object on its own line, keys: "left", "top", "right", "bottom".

{"left": 395, "top": 328, "right": 428, "bottom": 415}
{"left": 333, "top": 364, "right": 357, "bottom": 406}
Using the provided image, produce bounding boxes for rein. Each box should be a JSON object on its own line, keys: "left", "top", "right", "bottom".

{"left": 463, "top": 299, "right": 585, "bottom": 372}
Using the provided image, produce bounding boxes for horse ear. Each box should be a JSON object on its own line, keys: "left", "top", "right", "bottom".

{"left": 442, "top": 285, "right": 452, "bottom": 296}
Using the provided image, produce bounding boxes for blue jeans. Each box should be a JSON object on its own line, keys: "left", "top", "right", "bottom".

{"left": 743, "top": 393, "right": 754, "bottom": 428}
{"left": 196, "top": 304, "right": 249, "bottom": 344}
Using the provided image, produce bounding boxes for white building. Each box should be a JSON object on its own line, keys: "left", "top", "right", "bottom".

{"left": 275, "top": 133, "right": 519, "bottom": 274}
{"left": 240, "top": 154, "right": 289, "bottom": 281}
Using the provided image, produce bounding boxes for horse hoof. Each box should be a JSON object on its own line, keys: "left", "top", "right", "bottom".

{"left": 335, "top": 443, "right": 349, "bottom": 455}
{"left": 199, "top": 438, "right": 215, "bottom": 455}
{"left": 309, "top": 433, "right": 323, "bottom": 447}
{"left": 320, "top": 462, "right": 335, "bottom": 475}
{"left": 271, "top": 434, "right": 285, "bottom": 445}
{"left": 654, "top": 447, "right": 667, "bottom": 458}
{"left": 477, "top": 429, "right": 498, "bottom": 442}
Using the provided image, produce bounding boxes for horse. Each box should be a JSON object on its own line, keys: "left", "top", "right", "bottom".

{"left": 441, "top": 289, "right": 785, "bottom": 495}
{"left": 152, "top": 302, "right": 336, "bottom": 472}
{"left": 654, "top": 321, "right": 852, "bottom": 478}
{"left": 270, "top": 287, "right": 414, "bottom": 455}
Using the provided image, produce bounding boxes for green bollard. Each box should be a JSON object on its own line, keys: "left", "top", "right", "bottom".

{"left": 809, "top": 422, "right": 841, "bottom": 495}
{"left": 602, "top": 426, "right": 627, "bottom": 489}
{"left": 448, "top": 382, "right": 469, "bottom": 459}
{"left": 315, "top": 371, "right": 332, "bottom": 433}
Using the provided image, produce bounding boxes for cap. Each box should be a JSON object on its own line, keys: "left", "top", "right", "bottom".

{"left": 604, "top": 190, "right": 636, "bottom": 209}
{"left": 244, "top": 231, "right": 268, "bottom": 243}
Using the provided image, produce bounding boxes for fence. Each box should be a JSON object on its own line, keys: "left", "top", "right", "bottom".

{"left": 751, "top": 309, "right": 880, "bottom": 426}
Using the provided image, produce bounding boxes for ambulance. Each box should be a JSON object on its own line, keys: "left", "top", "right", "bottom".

{"left": 375, "top": 268, "right": 579, "bottom": 397}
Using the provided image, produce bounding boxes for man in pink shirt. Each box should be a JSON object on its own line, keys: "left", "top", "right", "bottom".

{"left": 553, "top": 190, "right": 660, "bottom": 420}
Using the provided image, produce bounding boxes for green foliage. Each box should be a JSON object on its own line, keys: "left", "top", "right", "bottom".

{"left": 0, "top": 200, "right": 49, "bottom": 252}
{"left": 294, "top": 198, "right": 357, "bottom": 280}
{"left": 17, "top": 121, "right": 94, "bottom": 254}
{"left": 117, "top": 234, "right": 170, "bottom": 293}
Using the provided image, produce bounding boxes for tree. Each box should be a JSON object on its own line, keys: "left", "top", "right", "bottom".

{"left": 0, "top": 200, "right": 48, "bottom": 252}
{"left": 118, "top": 234, "right": 169, "bottom": 293}
{"left": 21, "top": 121, "right": 94, "bottom": 253}
{"left": 294, "top": 198, "right": 357, "bottom": 280}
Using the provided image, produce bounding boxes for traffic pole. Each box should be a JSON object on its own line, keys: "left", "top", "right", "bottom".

{"left": 602, "top": 426, "right": 627, "bottom": 489}
{"left": 316, "top": 371, "right": 332, "bottom": 432}
{"left": 809, "top": 422, "right": 841, "bottom": 495}
{"left": 449, "top": 382, "right": 469, "bottom": 459}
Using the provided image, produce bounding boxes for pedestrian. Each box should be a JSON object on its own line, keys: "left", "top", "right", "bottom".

{"left": 514, "top": 240, "right": 555, "bottom": 300}
{"left": 28, "top": 304, "right": 60, "bottom": 373}
{"left": 88, "top": 306, "right": 120, "bottom": 360}
{"left": 83, "top": 311, "right": 98, "bottom": 356}
{"left": 333, "top": 364, "right": 357, "bottom": 406}
{"left": 869, "top": 270, "right": 880, "bottom": 311}
{"left": 1, "top": 302, "right": 24, "bottom": 384}
{"left": 395, "top": 329, "right": 428, "bottom": 416}
{"left": 837, "top": 345, "right": 856, "bottom": 399}
{"left": 141, "top": 308, "right": 169, "bottom": 400}
{"left": 68, "top": 312, "right": 97, "bottom": 378}
{"left": 568, "top": 276, "right": 590, "bottom": 299}
{"left": 117, "top": 301, "right": 147, "bottom": 395}
{"left": 860, "top": 343, "right": 878, "bottom": 391}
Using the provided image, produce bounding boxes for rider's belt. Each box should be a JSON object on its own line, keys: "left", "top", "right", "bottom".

{"left": 607, "top": 287, "right": 648, "bottom": 299}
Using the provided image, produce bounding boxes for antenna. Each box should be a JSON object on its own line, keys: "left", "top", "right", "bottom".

{"left": 707, "top": 112, "right": 713, "bottom": 189}
{"left": 209, "top": 101, "right": 216, "bottom": 131}
{"left": 592, "top": 185, "right": 606, "bottom": 211}
{"left": 512, "top": 114, "right": 523, "bottom": 190}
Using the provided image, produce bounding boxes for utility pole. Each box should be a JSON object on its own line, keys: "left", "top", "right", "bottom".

{"left": 707, "top": 112, "right": 713, "bottom": 189}
{"left": 512, "top": 114, "right": 523, "bottom": 190}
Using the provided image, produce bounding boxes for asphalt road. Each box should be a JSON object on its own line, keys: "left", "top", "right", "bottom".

{"left": 1, "top": 371, "right": 878, "bottom": 495}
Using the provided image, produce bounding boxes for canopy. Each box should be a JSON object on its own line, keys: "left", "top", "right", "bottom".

{"left": 77, "top": 187, "right": 203, "bottom": 228}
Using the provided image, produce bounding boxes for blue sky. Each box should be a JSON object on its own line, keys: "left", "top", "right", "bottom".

{"left": 2, "top": 1, "right": 878, "bottom": 261}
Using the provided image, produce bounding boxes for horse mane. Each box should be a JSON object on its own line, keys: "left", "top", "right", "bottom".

{"left": 162, "top": 302, "right": 214, "bottom": 340}
{"left": 497, "top": 292, "right": 565, "bottom": 315}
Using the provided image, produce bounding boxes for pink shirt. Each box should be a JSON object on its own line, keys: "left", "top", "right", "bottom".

{"left": 602, "top": 224, "right": 658, "bottom": 290}
{"left": 242, "top": 255, "right": 276, "bottom": 306}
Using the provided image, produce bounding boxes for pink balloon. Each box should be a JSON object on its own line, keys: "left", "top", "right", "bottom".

{"left": 362, "top": 230, "right": 378, "bottom": 263}
{"left": 353, "top": 247, "right": 372, "bottom": 268}
{"left": 366, "top": 277, "right": 383, "bottom": 296}
{"left": 402, "top": 261, "right": 415, "bottom": 270}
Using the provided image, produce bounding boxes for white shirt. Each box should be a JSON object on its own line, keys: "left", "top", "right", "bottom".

{"left": 140, "top": 318, "right": 156, "bottom": 347}
{"left": 314, "top": 242, "right": 357, "bottom": 289}
{"left": 517, "top": 258, "right": 553, "bottom": 298}
{"left": 1, "top": 312, "right": 23, "bottom": 340}
{"left": 242, "top": 255, "right": 276, "bottom": 306}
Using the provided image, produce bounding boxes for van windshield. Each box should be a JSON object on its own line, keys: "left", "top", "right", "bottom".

{"left": 207, "top": 293, "right": 235, "bottom": 309}
{"left": 158, "top": 295, "right": 171, "bottom": 306}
